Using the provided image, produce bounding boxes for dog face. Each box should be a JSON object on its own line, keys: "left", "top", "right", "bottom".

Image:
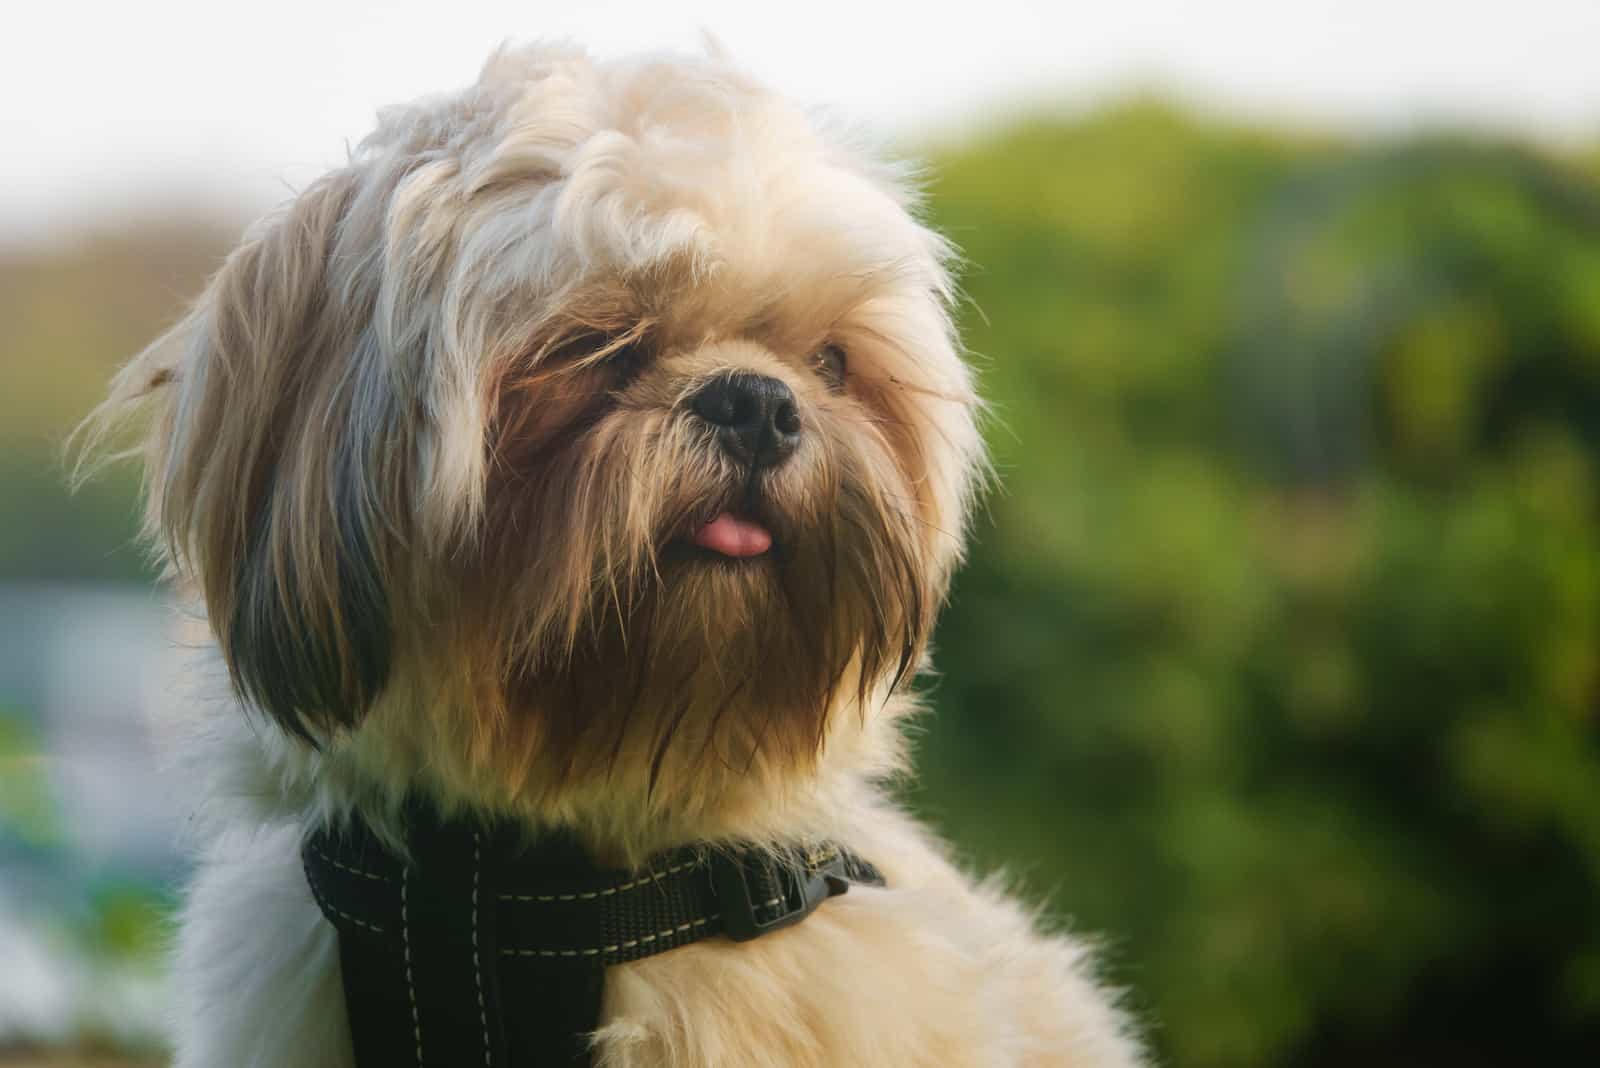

{"left": 94, "top": 45, "right": 984, "bottom": 830}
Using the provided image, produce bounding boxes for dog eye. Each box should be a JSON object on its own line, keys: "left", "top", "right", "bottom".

{"left": 813, "top": 344, "right": 847, "bottom": 390}
{"left": 609, "top": 341, "right": 647, "bottom": 382}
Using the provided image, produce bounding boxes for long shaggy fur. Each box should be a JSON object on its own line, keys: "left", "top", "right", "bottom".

{"left": 79, "top": 41, "right": 1145, "bottom": 1066}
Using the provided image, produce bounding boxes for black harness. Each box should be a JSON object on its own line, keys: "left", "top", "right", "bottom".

{"left": 302, "top": 806, "right": 884, "bottom": 1067}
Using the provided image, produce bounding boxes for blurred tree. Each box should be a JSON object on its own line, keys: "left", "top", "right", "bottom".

{"left": 917, "top": 105, "right": 1600, "bottom": 1066}
{"left": 0, "top": 223, "right": 234, "bottom": 582}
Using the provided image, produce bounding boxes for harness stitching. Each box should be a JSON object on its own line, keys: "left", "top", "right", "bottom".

{"left": 401, "top": 868, "right": 424, "bottom": 1065}
{"left": 472, "top": 833, "right": 492, "bottom": 1067}
{"left": 498, "top": 914, "right": 721, "bottom": 958}
{"left": 497, "top": 861, "right": 690, "bottom": 902}
{"left": 304, "top": 865, "right": 387, "bottom": 934}
{"left": 312, "top": 845, "right": 389, "bottom": 882}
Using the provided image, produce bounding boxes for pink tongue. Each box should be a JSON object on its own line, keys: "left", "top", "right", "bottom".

{"left": 692, "top": 513, "right": 773, "bottom": 557}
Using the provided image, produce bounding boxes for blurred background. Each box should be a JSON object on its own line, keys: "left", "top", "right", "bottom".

{"left": 5, "top": 2, "right": 1600, "bottom": 1064}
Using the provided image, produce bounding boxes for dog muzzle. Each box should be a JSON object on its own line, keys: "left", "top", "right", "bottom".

{"left": 302, "top": 805, "right": 884, "bottom": 1067}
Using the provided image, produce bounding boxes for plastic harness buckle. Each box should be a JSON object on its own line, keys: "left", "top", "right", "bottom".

{"left": 710, "top": 850, "right": 848, "bottom": 941}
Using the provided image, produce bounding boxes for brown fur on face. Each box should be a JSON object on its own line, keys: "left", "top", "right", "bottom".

{"left": 463, "top": 326, "right": 937, "bottom": 805}
{"left": 77, "top": 43, "right": 986, "bottom": 858}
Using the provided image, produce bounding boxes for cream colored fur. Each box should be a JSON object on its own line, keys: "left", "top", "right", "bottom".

{"left": 85, "top": 41, "right": 1147, "bottom": 1068}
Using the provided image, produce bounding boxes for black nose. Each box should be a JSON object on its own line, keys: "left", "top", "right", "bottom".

{"left": 689, "top": 372, "right": 801, "bottom": 469}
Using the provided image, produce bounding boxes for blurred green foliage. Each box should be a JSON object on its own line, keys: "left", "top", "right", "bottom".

{"left": 0, "top": 223, "right": 233, "bottom": 583}
{"left": 0, "top": 715, "right": 59, "bottom": 847}
{"left": 916, "top": 103, "right": 1600, "bottom": 1066}
{"left": 4, "top": 102, "right": 1600, "bottom": 1064}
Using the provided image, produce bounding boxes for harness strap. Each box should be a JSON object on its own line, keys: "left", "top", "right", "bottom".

{"left": 302, "top": 809, "right": 883, "bottom": 1067}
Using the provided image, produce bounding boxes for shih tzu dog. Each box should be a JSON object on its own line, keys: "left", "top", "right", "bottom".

{"left": 82, "top": 42, "right": 1144, "bottom": 1067}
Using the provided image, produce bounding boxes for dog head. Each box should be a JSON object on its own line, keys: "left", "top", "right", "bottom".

{"left": 87, "top": 44, "right": 985, "bottom": 845}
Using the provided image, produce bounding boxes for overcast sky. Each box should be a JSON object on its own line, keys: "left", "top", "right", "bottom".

{"left": 3, "top": 1, "right": 1598, "bottom": 246}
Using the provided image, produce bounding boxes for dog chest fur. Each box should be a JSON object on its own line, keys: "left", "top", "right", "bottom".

{"left": 170, "top": 802, "right": 1140, "bottom": 1067}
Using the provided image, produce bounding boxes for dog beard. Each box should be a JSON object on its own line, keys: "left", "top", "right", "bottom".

{"left": 455, "top": 338, "right": 937, "bottom": 800}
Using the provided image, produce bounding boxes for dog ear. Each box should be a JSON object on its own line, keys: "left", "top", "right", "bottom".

{"left": 148, "top": 170, "right": 401, "bottom": 743}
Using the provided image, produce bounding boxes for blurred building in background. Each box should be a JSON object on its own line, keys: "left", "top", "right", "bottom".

{"left": 3, "top": 4, "right": 1599, "bottom": 1065}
